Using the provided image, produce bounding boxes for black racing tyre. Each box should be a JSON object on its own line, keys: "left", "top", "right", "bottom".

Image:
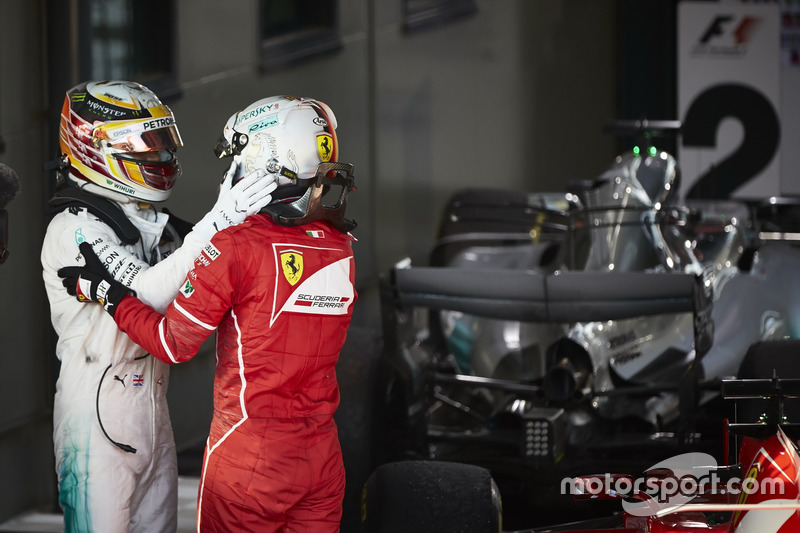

{"left": 736, "top": 339, "right": 800, "bottom": 422}
{"left": 335, "top": 325, "right": 386, "bottom": 533}
{"left": 361, "top": 460, "right": 503, "bottom": 533}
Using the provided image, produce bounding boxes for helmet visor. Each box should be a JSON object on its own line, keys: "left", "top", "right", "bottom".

{"left": 95, "top": 117, "right": 183, "bottom": 154}
{"left": 115, "top": 151, "right": 182, "bottom": 191}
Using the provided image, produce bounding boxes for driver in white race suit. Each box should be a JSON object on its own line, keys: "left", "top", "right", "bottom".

{"left": 58, "top": 95, "right": 357, "bottom": 532}
{"left": 40, "top": 80, "right": 276, "bottom": 533}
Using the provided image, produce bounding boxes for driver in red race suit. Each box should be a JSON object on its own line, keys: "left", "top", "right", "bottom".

{"left": 59, "top": 95, "right": 358, "bottom": 532}
{"left": 41, "top": 80, "right": 276, "bottom": 533}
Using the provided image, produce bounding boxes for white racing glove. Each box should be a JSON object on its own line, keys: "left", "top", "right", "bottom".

{"left": 193, "top": 161, "right": 278, "bottom": 241}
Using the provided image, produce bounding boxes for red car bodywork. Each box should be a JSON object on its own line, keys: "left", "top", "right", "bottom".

{"left": 536, "top": 425, "right": 800, "bottom": 533}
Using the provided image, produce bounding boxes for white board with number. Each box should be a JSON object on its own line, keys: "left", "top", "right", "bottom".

{"left": 678, "top": 2, "right": 781, "bottom": 199}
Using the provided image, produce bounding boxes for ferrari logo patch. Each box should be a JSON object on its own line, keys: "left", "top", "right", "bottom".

{"left": 281, "top": 251, "right": 303, "bottom": 286}
{"left": 316, "top": 133, "right": 334, "bottom": 162}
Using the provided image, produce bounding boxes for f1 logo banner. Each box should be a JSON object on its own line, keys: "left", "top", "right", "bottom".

{"left": 678, "top": 2, "right": 781, "bottom": 199}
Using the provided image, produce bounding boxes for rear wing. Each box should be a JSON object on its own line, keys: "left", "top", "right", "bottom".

{"left": 386, "top": 264, "right": 714, "bottom": 358}
{"left": 380, "top": 262, "right": 714, "bottom": 439}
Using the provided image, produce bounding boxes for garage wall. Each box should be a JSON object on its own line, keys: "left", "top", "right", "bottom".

{"left": 370, "top": 1, "right": 617, "bottom": 271}
{"left": 0, "top": 0, "right": 63, "bottom": 519}
{"left": 0, "top": 0, "right": 617, "bottom": 520}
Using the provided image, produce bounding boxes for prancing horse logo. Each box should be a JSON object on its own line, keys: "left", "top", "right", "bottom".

{"left": 281, "top": 251, "right": 303, "bottom": 286}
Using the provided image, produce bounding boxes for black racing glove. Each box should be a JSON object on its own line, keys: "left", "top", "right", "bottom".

{"left": 58, "top": 241, "right": 134, "bottom": 317}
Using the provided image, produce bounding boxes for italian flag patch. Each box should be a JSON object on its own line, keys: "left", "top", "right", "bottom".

{"left": 306, "top": 230, "right": 325, "bottom": 238}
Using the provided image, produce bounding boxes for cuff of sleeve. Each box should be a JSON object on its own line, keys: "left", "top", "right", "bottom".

{"left": 191, "top": 214, "right": 217, "bottom": 242}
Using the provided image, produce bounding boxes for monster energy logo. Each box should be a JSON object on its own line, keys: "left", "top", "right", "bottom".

{"left": 86, "top": 100, "right": 126, "bottom": 117}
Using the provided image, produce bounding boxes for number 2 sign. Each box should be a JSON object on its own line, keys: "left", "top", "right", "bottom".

{"left": 678, "top": 2, "right": 781, "bottom": 200}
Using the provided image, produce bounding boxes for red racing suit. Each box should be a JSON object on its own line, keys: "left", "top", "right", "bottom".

{"left": 112, "top": 215, "right": 356, "bottom": 532}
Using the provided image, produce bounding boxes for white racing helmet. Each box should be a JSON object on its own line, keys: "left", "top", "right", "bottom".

{"left": 214, "top": 95, "right": 356, "bottom": 233}
{"left": 58, "top": 80, "right": 184, "bottom": 203}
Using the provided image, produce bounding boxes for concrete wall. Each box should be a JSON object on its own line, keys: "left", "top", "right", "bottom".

{"left": 0, "top": 0, "right": 616, "bottom": 520}
{"left": 0, "top": 0, "right": 62, "bottom": 518}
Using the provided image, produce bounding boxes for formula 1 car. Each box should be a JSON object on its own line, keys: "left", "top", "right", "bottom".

{"left": 359, "top": 371, "right": 800, "bottom": 533}
{"left": 525, "top": 372, "right": 800, "bottom": 533}
{"left": 372, "top": 121, "right": 800, "bottom": 529}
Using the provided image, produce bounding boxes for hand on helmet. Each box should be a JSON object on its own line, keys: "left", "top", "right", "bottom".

{"left": 58, "top": 242, "right": 133, "bottom": 317}
{"left": 193, "top": 161, "right": 278, "bottom": 241}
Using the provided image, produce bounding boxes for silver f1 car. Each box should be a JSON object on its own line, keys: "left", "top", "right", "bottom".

{"left": 375, "top": 122, "right": 800, "bottom": 528}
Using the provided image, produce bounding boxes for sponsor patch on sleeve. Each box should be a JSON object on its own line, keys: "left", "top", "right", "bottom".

{"left": 195, "top": 242, "right": 221, "bottom": 268}
{"left": 179, "top": 279, "right": 195, "bottom": 298}
{"left": 203, "top": 243, "right": 221, "bottom": 261}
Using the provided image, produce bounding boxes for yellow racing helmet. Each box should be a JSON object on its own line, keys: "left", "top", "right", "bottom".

{"left": 58, "top": 80, "right": 183, "bottom": 202}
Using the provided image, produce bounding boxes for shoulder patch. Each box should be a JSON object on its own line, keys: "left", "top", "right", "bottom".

{"left": 194, "top": 242, "right": 221, "bottom": 268}
{"left": 203, "top": 243, "right": 221, "bottom": 261}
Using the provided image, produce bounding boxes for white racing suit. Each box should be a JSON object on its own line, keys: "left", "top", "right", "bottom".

{"left": 41, "top": 193, "right": 208, "bottom": 533}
